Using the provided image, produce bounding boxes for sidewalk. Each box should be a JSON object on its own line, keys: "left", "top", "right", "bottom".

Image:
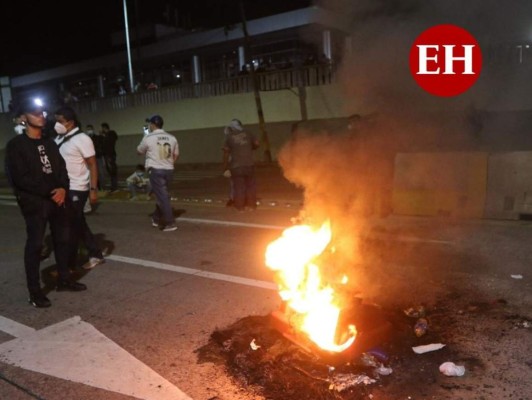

{"left": 109, "top": 163, "right": 304, "bottom": 208}
{"left": 0, "top": 163, "right": 304, "bottom": 209}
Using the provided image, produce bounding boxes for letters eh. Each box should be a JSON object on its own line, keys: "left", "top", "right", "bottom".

{"left": 416, "top": 44, "right": 476, "bottom": 75}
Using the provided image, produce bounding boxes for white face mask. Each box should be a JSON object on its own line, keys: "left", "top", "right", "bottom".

{"left": 54, "top": 121, "right": 67, "bottom": 135}
{"left": 87, "top": 129, "right": 94, "bottom": 135}
{"left": 143, "top": 126, "right": 150, "bottom": 136}
{"left": 14, "top": 124, "right": 25, "bottom": 135}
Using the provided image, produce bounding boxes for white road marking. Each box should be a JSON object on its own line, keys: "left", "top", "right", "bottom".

{"left": 0, "top": 316, "right": 191, "bottom": 400}
{"left": 0, "top": 193, "right": 452, "bottom": 399}
{"left": 369, "top": 233, "right": 454, "bottom": 245}
{"left": 0, "top": 316, "right": 35, "bottom": 337}
{"left": 399, "top": 237, "right": 454, "bottom": 245}
{"left": 179, "top": 217, "right": 285, "bottom": 230}
{"left": 0, "top": 254, "right": 277, "bottom": 399}
{"left": 107, "top": 254, "right": 278, "bottom": 291}
{"left": 177, "top": 218, "right": 454, "bottom": 244}
{"left": 0, "top": 194, "right": 454, "bottom": 245}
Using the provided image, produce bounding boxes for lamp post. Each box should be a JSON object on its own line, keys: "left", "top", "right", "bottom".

{"left": 123, "top": 0, "right": 135, "bottom": 93}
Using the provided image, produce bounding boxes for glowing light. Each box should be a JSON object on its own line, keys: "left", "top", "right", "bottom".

{"left": 265, "top": 220, "right": 356, "bottom": 352}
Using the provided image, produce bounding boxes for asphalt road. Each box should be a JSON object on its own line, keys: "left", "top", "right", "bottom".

{"left": 0, "top": 198, "right": 297, "bottom": 400}
{"left": 0, "top": 175, "right": 530, "bottom": 399}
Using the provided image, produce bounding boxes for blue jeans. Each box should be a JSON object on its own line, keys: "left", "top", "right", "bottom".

{"left": 127, "top": 182, "right": 152, "bottom": 197}
{"left": 230, "top": 166, "right": 256, "bottom": 210}
{"left": 149, "top": 168, "right": 174, "bottom": 225}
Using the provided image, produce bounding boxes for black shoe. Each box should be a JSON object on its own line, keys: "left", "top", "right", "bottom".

{"left": 29, "top": 291, "right": 51, "bottom": 308}
{"left": 57, "top": 280, "right": 87, "bottom": 292}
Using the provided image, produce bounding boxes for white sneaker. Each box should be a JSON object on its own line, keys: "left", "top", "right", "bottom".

{"left": 82, "top": 257, "right": 105, "bottom": 270}
{"left": 162, "top": 224, "right": 177, "bottom": 232}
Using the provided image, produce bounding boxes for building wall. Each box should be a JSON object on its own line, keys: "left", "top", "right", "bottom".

{"left": 5, "top": 85, "right": 532, "bottom": 221}
{"left": 0, "top": 84, "right": 350, "bottom": 169}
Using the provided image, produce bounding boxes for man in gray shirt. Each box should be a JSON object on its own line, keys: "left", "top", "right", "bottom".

{"left": 137, "top": 115, "right": 179, "bottom": 231}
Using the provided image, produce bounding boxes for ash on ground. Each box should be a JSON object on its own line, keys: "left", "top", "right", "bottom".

{"left": 196, "top": 294, "right": 525, "bottom": 400}
{"left": 196, "top": 293, "right": 532, "bottom": 400}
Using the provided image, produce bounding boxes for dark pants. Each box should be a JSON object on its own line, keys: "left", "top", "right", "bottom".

{"left": 149, "top": 168, "right": 174, "bottom": 225}
{"left": 23, "top": 200, "right": 71, "bottom": 293}
{"left": 230, "top": 166, "right": 257, "bottom": 210}
{"left": 104, "top": 155, "right": 118, "bottom": 191}
{"left": 68, "top": 190, "right": 102, "bottom": 266}
{"left": 96, "top": 156, "right": 106, "bottom": 190}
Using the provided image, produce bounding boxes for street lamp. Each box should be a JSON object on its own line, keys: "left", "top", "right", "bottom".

{"left": 123, "top": 0, "right": 135, "bottom": 93}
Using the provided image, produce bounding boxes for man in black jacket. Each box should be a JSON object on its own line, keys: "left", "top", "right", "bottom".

{"left": 5, "top": 98, "right": 87, "bottom": 308}
{"left": 100, "top": 122, "right": 118, "bottom": 192}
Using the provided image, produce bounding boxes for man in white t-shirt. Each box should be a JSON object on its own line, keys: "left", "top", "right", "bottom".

{"left": 54, "top": 106, "right": 105, "bottom": 270}
{"left": 137, "top": 114, "right": 179, "bottom": 231}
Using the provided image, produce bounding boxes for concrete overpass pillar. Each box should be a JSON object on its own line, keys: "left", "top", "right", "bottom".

{"left": 238, "top": 46, "right": 246, "bottom": 70}
{"left": 322, "top": 30, "right": 332, "bottom": 60}
{"left": 193, "top": 55, "right": 202, "bottom": 84}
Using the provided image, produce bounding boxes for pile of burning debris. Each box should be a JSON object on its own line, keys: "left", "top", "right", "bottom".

{"left": 196, "top": 220, "right": 475, "bottom": 399}
{"left": 195, "top": 302, "right": 458, "bottom": 400}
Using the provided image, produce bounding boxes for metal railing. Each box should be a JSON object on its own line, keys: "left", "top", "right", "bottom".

{"left": 72, "top": 65, "right": 335, "bottom": 114}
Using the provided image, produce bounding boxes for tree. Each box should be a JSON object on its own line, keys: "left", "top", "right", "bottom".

{"left": 239, "top": 1, "right": 272, "bottom": 163}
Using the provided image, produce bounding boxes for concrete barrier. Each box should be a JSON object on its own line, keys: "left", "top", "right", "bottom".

{"left": 484, "top": 151, "right": 532, "bottom": 220}
{"left": 393, "top": 152, "right": 488, "bottom": 218}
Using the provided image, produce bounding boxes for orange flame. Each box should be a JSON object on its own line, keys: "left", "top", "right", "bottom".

{"left": 265, "top": 220, "right": 356, "bottom": 352}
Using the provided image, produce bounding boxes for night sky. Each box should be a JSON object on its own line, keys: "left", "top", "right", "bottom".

{"left": 0, "top": 0, "right": 311, "bottom": 77}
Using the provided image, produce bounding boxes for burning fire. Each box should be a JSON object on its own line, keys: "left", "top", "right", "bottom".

{"left": 265, "top": 220, "right": 357, "bottom": 352}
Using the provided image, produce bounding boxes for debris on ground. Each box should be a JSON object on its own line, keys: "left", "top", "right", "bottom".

{"left": 195, "top": 293, "right": 527, "bottom": 400}
{"left": 439, "top": 361, "right": 466, "bottom": 376}
{"left": 414, "top": 318, "right": 428, "bottom": 337}
{"left": 403, "top": 305, "right": 426, "bottom": 318}
{"left": 249, "top": 339, "right": 261, "bottom": 350}
{"left": 412, "top": 343, "right": 446, "bottom": 354}
{"left": 329, "top": 374, "right": 376, "bottom": 392}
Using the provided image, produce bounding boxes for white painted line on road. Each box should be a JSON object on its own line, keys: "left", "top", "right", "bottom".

{"left": 0, "top": 316, "right": 35, "bottom": 338}
{"left": 0, "top": 316, "right": 191, "bottom": 400}
{"left": 0, "top": 194, "right": 453, "bottom": 245}
{"left": 370, "top": 234, "right": 455, "bottom": 245}
{"left": 179, "top": 217, "right": 285, "bottom": 230}
{"left": 107, "top": 254, "right": 278, "bottom": 291}
{"left": 399, "top": 237, "right": 454, "bottom": 245}
{"left": 178, "top": 217, "right": 454, "bottom": 244}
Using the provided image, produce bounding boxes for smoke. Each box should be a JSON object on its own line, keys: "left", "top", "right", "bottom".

{"left": 277, "top": 1, "right": 532, "bottom": 305}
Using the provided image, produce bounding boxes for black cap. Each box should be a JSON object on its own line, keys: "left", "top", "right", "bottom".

{"left": 145, "top": 115, "right": 164, "bottom": 128}
{"left": 15, "top": 97, "right": 45, "bottom": 116}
